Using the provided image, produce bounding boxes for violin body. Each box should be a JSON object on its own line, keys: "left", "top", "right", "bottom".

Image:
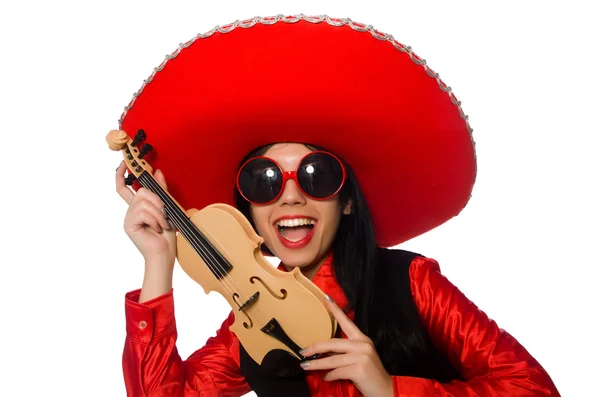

{"left": 179, "top": 204, "right": 336, "bottom": 366}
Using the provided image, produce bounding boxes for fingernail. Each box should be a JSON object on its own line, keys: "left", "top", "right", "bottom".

{"left": 116, "top": 161, "right": 123, "bottom": 171}
{"left": 299, "top": 348, "right": 308, "bottom": 355}
{"left": 300, "top": 361, "right": 311, "bottom": 368}
{"left": 325, "top": 294, "right": 334, "bottom": 303}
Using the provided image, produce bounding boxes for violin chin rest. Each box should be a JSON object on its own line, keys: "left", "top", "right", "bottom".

{"left": 260, "top": 349, "right": 317, "bottom": 378}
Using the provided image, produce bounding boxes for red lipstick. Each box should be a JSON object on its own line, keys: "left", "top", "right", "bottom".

{"left": 273, "top": 215, "right": 317, "bottom": 249}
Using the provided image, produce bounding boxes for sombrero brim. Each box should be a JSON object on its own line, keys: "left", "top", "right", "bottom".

{"left": 119, "top": 15, "right": 477, "bottom": 247}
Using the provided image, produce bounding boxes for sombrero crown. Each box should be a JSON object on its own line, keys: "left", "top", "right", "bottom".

{"left": 119, "top": 14, "right": 477, "bottom": 247}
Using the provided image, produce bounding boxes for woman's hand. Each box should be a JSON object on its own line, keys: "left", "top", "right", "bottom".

{"left": 116, "top": 162, "right": 177, "bottom": 301}
{"left": 300, "top": 296, "right": 394, "bottom": 397}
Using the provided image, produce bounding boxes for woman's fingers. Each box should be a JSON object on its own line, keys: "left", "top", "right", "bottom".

{"left": 135, "top": 188, "right": 167, "bottom": 217}
{"left": 116, "top": 161, "right": 135, "bottom": 204}
{"left": 132, "top": 209, "right": 164, "bottom": 234}
{"left": 129, "top": 198, "right": 169, "bottom": 231}
{"left": 301, "top": 352, "right": 356, "bottom": 371}
{"left": 302, "top": 338, "right": 371, "bottom": 357}
{"left": 300, "top": 298, "right": 376, "bottom": 359}
{"left": 116, "top": 161, "right": 169, "bottom": 229}
{"left": 320, "top": 366, "right": 357, "bottom": 382}
{"left": 324, "top": 296, "right": 365, "bottom": 340}
{"left": 154, "top": 169, "right": 168, "bottom": 191}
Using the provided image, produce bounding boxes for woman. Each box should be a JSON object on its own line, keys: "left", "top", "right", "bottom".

{"left": 115, "top": 15, "right": 560, "bottom": 396}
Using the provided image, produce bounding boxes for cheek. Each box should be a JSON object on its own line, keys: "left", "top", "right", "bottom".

{"left": 250, "top": 206, "right": 271, "bottom": 235}
{"left": 319, "top": 202, "right": 343, "bottom": 234}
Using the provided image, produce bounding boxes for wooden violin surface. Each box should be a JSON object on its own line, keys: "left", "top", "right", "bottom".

{"left": 178, "top": 204, "right": 336, "bottom": 365}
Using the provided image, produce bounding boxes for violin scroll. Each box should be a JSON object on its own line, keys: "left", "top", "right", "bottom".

{"left": 106, "top": 129, "right": 155, "bottom": 179}
{"left": 106, "top": 129, "right": 128, "bottom": 151}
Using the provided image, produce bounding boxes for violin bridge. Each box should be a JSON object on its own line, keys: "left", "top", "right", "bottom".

{"left": 238, "top": 291, "right": 260, "bottom": 311}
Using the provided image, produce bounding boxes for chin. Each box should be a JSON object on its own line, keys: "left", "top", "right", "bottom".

{"left": 275, "top": 250, "right": 311, "bottom": 267}
{"left": 269, "top": 244, "right": 321, "bottom": 269}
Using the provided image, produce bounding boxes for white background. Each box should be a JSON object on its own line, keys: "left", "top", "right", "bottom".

{"left": 1, "top": 1, "right": 598, "bottom": 396}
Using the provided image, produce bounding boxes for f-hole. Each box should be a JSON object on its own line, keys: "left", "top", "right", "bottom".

{"left": 250, "top": 277, "right": 287, "bottom": 300}
{"left": 233, "top": 293, "right": 254, "bottom": 329}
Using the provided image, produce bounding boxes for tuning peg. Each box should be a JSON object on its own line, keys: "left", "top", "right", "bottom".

{"left": 138, "top": 144, "right": 153, "bottom": 159}
{"left": 125, "top": 174, "right": 137, "bottom": 186}
{"left": 131, "top": 129, "right": 146, "bottom": 146}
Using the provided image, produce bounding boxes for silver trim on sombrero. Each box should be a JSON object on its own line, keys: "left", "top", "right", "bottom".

{"left": 119, "top": 14, "right": 477, "bottom": 205}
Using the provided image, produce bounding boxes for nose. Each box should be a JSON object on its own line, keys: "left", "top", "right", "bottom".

{"left": 279, "top": 178, "right": 306, "bottom": 206}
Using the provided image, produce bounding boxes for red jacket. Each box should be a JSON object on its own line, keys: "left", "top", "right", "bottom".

{"left": 123, "top": 256, "right": 560, "bottom": 396}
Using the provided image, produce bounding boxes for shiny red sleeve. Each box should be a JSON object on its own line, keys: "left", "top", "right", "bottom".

{"left": 391, "top": 257, "right": 560, "bottom": 396}
{"left": 123, "top": 289, "right": 251, "bottom": 397}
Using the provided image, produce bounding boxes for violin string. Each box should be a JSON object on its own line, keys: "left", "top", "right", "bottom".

{"left": 161, "top": 205, "right": 246, "bottom": 298}
{"left": 140, "top": 174, "right": 241, "bottom": 295}
{"left": 139, "top": 173, "right": 253, "bottom": 304}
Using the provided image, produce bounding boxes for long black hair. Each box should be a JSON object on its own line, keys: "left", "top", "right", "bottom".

{"left": 233, "top": 143, "right": 441, "bottom": 376}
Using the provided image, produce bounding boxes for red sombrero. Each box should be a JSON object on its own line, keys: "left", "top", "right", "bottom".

{"left": 118, "top": 14, "right": 476, "bottom": 247}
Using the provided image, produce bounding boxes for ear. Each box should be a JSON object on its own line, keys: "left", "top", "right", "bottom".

{"left": 343, "top": 199, "right": 352, "bottom": 215}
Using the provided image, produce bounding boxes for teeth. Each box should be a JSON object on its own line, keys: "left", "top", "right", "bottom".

{"left": 276, "top": 218, "right": 316, "bottom": 227}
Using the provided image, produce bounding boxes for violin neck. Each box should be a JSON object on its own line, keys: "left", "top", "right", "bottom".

{"left": 136, "top": 171, "right": 189, "bottom": 228}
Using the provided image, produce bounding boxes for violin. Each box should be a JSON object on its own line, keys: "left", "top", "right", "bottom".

{"left": 107, "top": 129, "right": 337, "bottom": 376}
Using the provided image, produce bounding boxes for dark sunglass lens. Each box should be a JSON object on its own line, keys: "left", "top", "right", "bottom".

{"left": 238, "top": 158, "right": 282, "bottom": 203}
{"left": 297, "top": 153, "right": 344, "bottom": 198}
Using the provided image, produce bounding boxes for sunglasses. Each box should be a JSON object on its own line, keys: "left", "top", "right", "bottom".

{"left": 236, "top": 151, "right": 347, "bottom": 205}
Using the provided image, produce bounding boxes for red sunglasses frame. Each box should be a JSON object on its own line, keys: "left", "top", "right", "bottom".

{"left": 236, "top": 150, "right": 347, "bottom": 205}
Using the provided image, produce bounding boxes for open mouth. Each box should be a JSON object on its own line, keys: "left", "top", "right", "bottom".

{"left": 276, "top": 218, "right": 316, "bottom": 243}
